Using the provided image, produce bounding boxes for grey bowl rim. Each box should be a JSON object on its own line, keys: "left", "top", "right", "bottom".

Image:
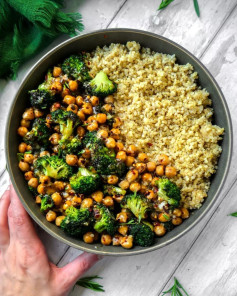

{"left": 5, "top": 28, "right": 233, "bottom": 256}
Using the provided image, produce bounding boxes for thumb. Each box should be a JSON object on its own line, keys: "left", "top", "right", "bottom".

{"left": 57, "top": 252, "right": 101, "bottom": 289}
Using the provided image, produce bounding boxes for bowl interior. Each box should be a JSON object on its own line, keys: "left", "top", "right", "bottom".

{"left": 6, "top": 29, "right": 232, "bottom": 255}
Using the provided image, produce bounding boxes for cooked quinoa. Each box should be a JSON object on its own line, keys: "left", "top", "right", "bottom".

{"left": 87, "top": 41, "right": 224, "bottom": 209}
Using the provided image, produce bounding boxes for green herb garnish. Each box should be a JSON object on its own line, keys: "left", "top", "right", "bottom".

{"left": 193, "top": 0, "right": 200, "bottom": 17}
{"left": 17, "top": 151, "right": 32, "bottom": 161}
{"left": 229, "top": 212, "right": 237, "bottom": 217}
{"left": 162, "top": 277, "right": 189, "bottom": 295}
{"left": 158, "top": 0, "right": 200, "bottom": 17}
{"left": 75, "top": 276, "right": 105, "bottom": 292}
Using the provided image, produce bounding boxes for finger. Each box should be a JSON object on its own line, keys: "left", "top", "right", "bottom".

{"left": 8, "top": 185, "right": 39, "bottom": 244}
{"left": 0, "top": 188, "right": 11, "bottom": 248}
{"left": 58, "top": 252, "right": 101, "bottom": 288}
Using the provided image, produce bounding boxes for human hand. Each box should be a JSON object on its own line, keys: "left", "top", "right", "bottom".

{"left": 0, "top": 185, "right": 101, "bottom": 296}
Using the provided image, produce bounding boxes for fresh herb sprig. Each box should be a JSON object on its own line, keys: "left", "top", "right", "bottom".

{"left": 75, "top": 276, "right": 105, "bottom": 292}
{"left": 229, "top": 212, "right": 237, "bottom": 217}
{"left": 162, "top": 277, "right": 189, "bottom": 296}
{"left": 158, "top": 0, "right": 200, "bottom": 17}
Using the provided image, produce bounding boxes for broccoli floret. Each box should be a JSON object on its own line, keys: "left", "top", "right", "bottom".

{"left": 162, "top": 221, "right": 174, "bottom": 232}
{"left": 157, "top": 178, "right": 181, "bottom": 207}
{"left": 103, "top": 185, "right": 126, "bottom": 197}
{"left": 51, "top": 109, "right": 81, "bottom": 141}
{"left": 38, "top": 70, "right": 54, "bottom": 91}
{"left": 93, "top": 204, "right": 117, "bottom": 235}
{"left": 82, "top": 131, "right": 104, "bottom": 150}
{"left": 60, "top": 206, "right": 92, "bottom": 237}
{"left": 70, "top": 167, "right": 100, "bottom": 195}
{"left": 62, "top": 55, "right": 91, "bottom": 82}
{"left": 23, "top": 118, "right": 50, "bottom": 150}
{"left": 28, "top": 185, "right": 38, "bottom": 196}
{"left": 58, "top": 136, "right": 82, "bottom": 157}
{"left": 40, "top": 194, "right": 54, "bottom": 212}
{"left": 121, "top": 193, "right": 151, "bottom": 222}
{"left": 34, "top": 155, "right": 73, "bottom": 180}
{"left": 29, "top": 89, "right": 56, "bottom": 110}
{"left": 129, "top": 222, "right": 154, "bottom": 247}
{"left": 84, "top": 71, "right": 117, "bottom": 97}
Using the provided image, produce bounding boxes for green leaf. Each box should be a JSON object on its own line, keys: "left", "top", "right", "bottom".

{"left": 193, "top": 0, "right": 200, "bottom": 17}
{"left": 17, "top": 153, "right": 24, "bottom": 162}
{"left": 175, "top": 278, "right": 189, "bottom": 296}
{"left": 158, "top": 0, "right": 175, "bottom": 10}
{"left": 229, "top": 212, "right": 237, "bottom": 217}
{"left": 75, "top": 276, "right": 105, "bottom": 292}
{"left": 162, "top": 278, "right": 189, "bottom": 296}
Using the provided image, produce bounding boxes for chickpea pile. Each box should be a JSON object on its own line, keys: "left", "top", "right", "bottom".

{"left": 17, "top": 64, "right": 190, "bottom": 249}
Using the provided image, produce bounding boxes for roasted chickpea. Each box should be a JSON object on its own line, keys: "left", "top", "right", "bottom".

{"left": 119, "top": 179, "right": 130, "bottom": 190}
{"left": 24, "top": 171, "right": 34, "bottom": 181}
{"left": 102, "top": 104, "right": 112, "bottom": 113}
{"left": 87, "top": 115, "right": 96, "bottom": 123}
{"left": 53, "top": 66, "right": 62, "bottom": 77}
{"left": 102, "top": 196, "right": 114, "bottom": 207}
{"left": 97, "top": 129, "right": 108, "bottom": 139}
{"left": 26, "top": 145, "right": 32, "bottom": 151}
{"left": 158, "top": 213, "right": 170, "bottom": 222}
{"left": 82, "top": 102, "right": 93, "bottom": 115}
{"left": 173, "top": 209, "right": 182, "bottom": 217}
{"left": 91, "top": 191, "right": 103, "bottom": 203}
{"left": 77, "top": 110, "right": 86, "bottom": 121}
{"left": 40, "top": 151, "right": 50, "bottom": 157}
{"left": 66, "top": 154, "right": 78, "bottom": 166}
{"left": 78, "top": 157, "right": 86, "bottom": 167}
{"left": 72, "top": 196, "right": 82, "bottom": 206}
{"left": 46, "top": 186, "right": 57, "bottom": 195}
{"left": 147, "top": 161, "right": 156, "bottom": 172}
{"left": 24, "top": 153, "right": 34, "bottom": 164}
{"left": 115, "top": 142, "right": 124, "bottom": 152}
{"left": 104, "top": 95, "right": 114, "bottom": 104}
{"left": 50, "top": 103, "right": 61, "bottom": 113}
{"left": 52, "top": 145, "right": 59, "bottom": 154}
{"left": 49, "top": 133, "right": 60, "bottom": 145}
{"left": 51, "top": 81, "right": 62, "bottom": 93}
{"left": 81, "top": 198, "right": 93, "bottom": 209}
{"left": 68, "top": 80, "right": 78, "bottom": 91}
{"left": 101, "top": 234, "right": 112, "bottom": 246}
{"left": 120, "top": 235, "right": 133, "bottom": 249}
{"left": 118, "top": 225, "right": 128, "bottom": 236}
{"left": 87, "top": 121, "right": 98, "bottom": 131}
{"left": 35, "top": 195, "right": 42, "bottom": 204}
{"left": 37, "top": 184, "right": 46, "bottom": 195}
{"left": 67, "top": 104, "right": 78, "bottom": 114}
{"left": 75, "top": 96, "right": 84, "bottom": 106}
{"left": 154, "top": 225, "right": 166, "bottom": 237}
{"left": 116, "top": 151, "right": 127, "bottom": 162}
{"left": 113, "top": 195, "right": 124, "bottom": 203}
{"left": 34, "top": 109, "right": 44, "bottom": 118}
{"left": 46, "top": 210, "right": 57, "bottom": 222}
{"left": 151, "top": 177, "right": 160, "bottom": 186}
{"left": 105, "top": 137, "right": 116, "bottom": 149}
{"left": 127, "top": 144, "right": 138, "bottom": 157}
{"left": 157, "top": 154, "right": 170, "bottom": 166}
{"left": 61, "top": 88, "right": 70, "bottom": 98}
{"left": 126, "top": 169, "right": 139, "bottom": 183}
{"left": 172, "top": 217, "right": 183, "bottom": 225}
{"left": 150, "top": 211, "right": 159, "bottom": 221}
{"left": 83, "top": 232, "right": 95, "bottom": 244}
{"left": 90, "top": 96, "right": 99, "bottom": 106}
{"left": 54, "top": 181, "right": 65, "bottom": 191}
{"left": 96, "top": 113, "right": 107, "bottom": 124}
{"left": 51, "top": 192, "right": 62, "bottom": 206}
{"left": 18, "top": 142, "right": 27, "bottom": 153}
{"left": 142, "top": 173, "right": 152, "bottom": 184}
{"left": 18, "top": 127, "right": 28, "bottom": 137}
{"left": 82, "top": 149, "right": 91, "bottom": 159}
{"left": 20, "top": 119, "right": 30, "bottom": 128}
{"left": 113, "top": 234, "right": 122, "bottom": 246}
{"left": 140, "top": 185, "right": 147, "bottom": 194}
{"left": 63, "top": 95, "right": 76, "bottom": 105}
{"left": 145, "top": 190, "right": 156, "bottom": 200}
{"left": 113, "top": 117, "right": 122, "bottom": 128}
{"left": 22, "top": 108, "right": 35, "bottom": 120}
{"left": 181, "top": 207, "right": 190, "bottom": 219}
{"left": 110, "top": 128, "right": 120, "bottom": 140}
{"left": 165, "top": 166, "right": 177, "bottom": 178}
{"left": 138, "top": 152, "right": 148, "bottom": 162}
{"left": 55, "top": 215, "right": 65, "bottom": 226}
{"left": 77, "top": 126, "right": 86, "bottom": 137}
{"left": 107, "top": 175, "right": 119, "bottom": 185}
{"left": 19, "top": 161, "right": 30, "bottom": 172}
{"left": 116, "top": 212, "right": 128, "bottom": 223}
{"left": 135, "top": 163, "right": 147, "bottom": 174}
{"left": 130, "top": 182, "right": 141, "bottom": 192}
{"left": 125, "top": 156, "right": 135, "bottom": 167}
{"left": 63, "top": 200, "right": 72, "bottom": 210}
{"left": 156, "top": 165, "right": 165, "bottom": 176}
{"left": 28, "top": 178, "right": 38, "bottom": 188}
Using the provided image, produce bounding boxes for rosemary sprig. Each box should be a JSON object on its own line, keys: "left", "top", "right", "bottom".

{"left": 75, "top": 276, "right": 105, "bottom": 292}
{"left": 162, "top": 277, "right": 189, "bottom": 296}
{"left": 229, "top": 212, "right": 237, "bottom": 217}
{"left": 158, "top": 0, "right": 200, "bottom": 17}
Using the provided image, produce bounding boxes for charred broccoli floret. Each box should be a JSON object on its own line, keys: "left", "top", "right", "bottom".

{"left": 62, "top": 55, "right": 91, "bottom": 82}
{"left": 162, "top": 221, "right": 174, "bottom": 232}
{"left": 84, "top": 71, "right": 117, "bottom": 97}
{"left": 51, "top": 109, "right": 81, "bottom": 141}
{"left": 58, "top": 136, "right": 82, "bottom": 157}
{"left": 29, "top": 89, "right": 56, "bottom": 110}
{"left": 103, "top": 185, "right": 126, "bottom": 196}
{"left": 93, "top": 204, "right": 117, "bottom": 235}
{"left": 28, "top": 185, "right": 38, "bottom": 196}
{"left": 40, "top": 194, "right": 54, "bottom": 212}
{"left": 70, "top": 167, "right": 100, "bottom": 195}
{"left": 121, "top": 192, "right": 151, "bottom": 222}
{"left": 60, "top": 206, "right": 92, "bottom": 237}
{"left": 82, "top": 131, "right": 104, "bottom": 150}
{"left": 23, "top": 118, "right": 50, "bottom": 150}
{"left": 38, "top": 70, "right": 54, "bottom": 91}
{"left": 129, "top": 222, "right": 154, "bottom": 247}
{"left": 34, "top": 155, "right": 73, "bottom": 180}
{"left": 157, "top": 178, "right": 181, "bottom": 207}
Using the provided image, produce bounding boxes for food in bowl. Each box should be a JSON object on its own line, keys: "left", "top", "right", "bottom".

{"left": 17, "top": 41, "right": 224, "bottom": 249}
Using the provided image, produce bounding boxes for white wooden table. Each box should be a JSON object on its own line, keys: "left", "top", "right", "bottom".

{"left": 1, "top": 0, "right": 237, "bottom": 295}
